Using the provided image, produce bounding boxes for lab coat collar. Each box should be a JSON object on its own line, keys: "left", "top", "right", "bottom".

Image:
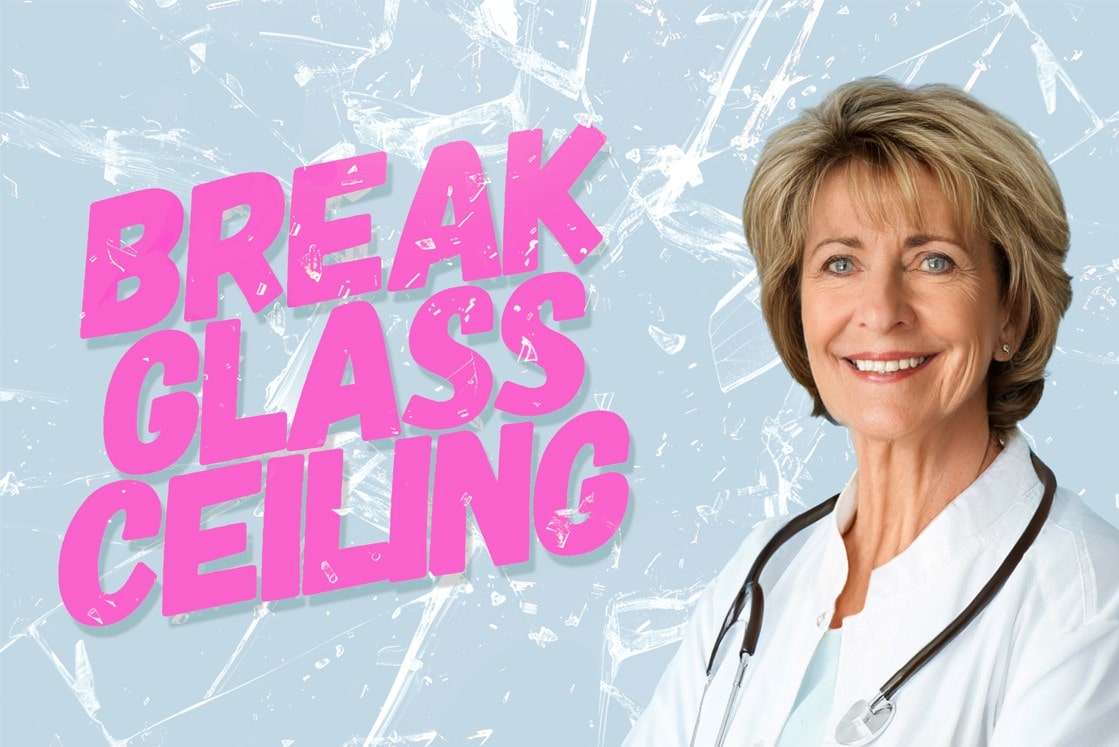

{"left": 818, "top": 429, "right": 1040, "bottom": 600}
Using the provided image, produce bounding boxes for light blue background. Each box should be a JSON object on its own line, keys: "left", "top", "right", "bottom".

{"left": 2, "top": 1, "right": 1116, "bottom": 745}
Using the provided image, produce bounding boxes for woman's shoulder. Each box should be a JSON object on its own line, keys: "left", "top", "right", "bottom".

{"left": 989, "top": 488, "right": 1119, "bottom": 744}
{"left": 704, "top": 505, "right": 838, "bottom": 612}
{"left": 1026, "top": 486, "right": 1119, "bottom": 628}
{"left": 710, "top": 516, "right": 788, "bottom": 587}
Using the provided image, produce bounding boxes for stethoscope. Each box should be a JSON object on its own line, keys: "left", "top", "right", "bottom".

{"left": 690, "top": 453, "right": 1056, "bottom": 747}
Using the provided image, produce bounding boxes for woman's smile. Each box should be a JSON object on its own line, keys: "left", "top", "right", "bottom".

{"left": 842, "top": 352, "right": 935, "bottom": 380}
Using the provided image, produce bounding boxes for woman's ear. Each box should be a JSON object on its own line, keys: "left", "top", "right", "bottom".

{"left": 996, "top": 297, "right": 1025, "bottom": 361}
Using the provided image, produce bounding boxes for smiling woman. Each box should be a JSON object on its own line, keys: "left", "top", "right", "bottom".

{"left": 625, "top": 78, "right": 1119, "bottom": 747}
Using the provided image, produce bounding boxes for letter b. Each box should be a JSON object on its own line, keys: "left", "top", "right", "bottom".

{"left": 81, "top": 189, "right": 183, "bottom": 339}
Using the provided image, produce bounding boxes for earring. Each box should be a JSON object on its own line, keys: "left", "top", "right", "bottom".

{"left": 1000, "top": 343, "right": 1012, "bottom": 360}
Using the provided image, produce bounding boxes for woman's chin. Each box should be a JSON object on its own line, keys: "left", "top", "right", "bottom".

{"left": 828, "top": 405, "right": 933, "bottom": 444}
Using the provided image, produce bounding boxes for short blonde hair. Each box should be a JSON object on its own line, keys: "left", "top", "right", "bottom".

{"left": 743, "top": 77, "right": 1072, "bottom": 433}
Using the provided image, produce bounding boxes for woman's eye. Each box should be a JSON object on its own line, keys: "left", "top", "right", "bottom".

{"left": 826, "top": 257, "right": 854, "bottom": 274}
{"left": 920, "top": 254, "right": 954, "bottom": 273}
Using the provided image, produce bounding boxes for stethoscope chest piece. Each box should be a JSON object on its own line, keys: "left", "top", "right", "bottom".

{"left": 835, "top": 694, "right": 895, "bottom": 746}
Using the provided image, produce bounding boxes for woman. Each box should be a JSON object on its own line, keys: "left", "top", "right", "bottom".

{"left": 625, "top": 79, "right": 1119, "bottom": 746}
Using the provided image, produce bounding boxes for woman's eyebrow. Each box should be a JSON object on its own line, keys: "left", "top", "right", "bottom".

{"left": 808, "top": 236, "right": 862, "bottom": 255}
{"left": 904, "top": 233, "right": 961, "bottom": 248}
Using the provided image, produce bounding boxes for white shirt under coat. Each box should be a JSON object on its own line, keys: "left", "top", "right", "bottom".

{"left": 624, "top": 431, "right": 1119, "bottom": 746}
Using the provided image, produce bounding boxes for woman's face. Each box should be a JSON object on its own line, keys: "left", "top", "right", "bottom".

{"left": 799, "top": 163, "right": 1014, "bottom": 444}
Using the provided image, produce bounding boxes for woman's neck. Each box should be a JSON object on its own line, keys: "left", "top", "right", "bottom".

{"left": 847, "top": 423, "right": 999, "bottom": 566}
{"left": 830, "top": 419, "right": 1001, "bottom": 628}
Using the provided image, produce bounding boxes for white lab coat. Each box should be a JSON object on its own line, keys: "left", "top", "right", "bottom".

{"left": 624, "top": 431, "right": 1119, "bottom": 746}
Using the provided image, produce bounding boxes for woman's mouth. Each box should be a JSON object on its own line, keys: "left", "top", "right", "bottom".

{"left": 846, "top": 355, "right": 931, "bottom": 373}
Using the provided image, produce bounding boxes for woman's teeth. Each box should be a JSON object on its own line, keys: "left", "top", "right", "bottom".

{"left": 851, "top": 356, "right": 929, "bottom": 373}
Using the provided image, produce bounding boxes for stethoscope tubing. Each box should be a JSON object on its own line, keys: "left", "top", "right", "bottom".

{"left": 704, "top": 494, "right": 839, "bottom": 676}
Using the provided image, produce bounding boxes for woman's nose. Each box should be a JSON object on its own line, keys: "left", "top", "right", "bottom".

{"left": 855, "top": 268, "right": 915, "bottom": 332}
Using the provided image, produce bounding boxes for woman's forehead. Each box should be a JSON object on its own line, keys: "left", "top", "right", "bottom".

{"left": 807, "top": 159, "right": 974, "bottom": 241}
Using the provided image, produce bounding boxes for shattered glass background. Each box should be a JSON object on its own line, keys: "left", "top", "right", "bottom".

{"left": 2, "top": 1, "right": 1118, "bottom": 744}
